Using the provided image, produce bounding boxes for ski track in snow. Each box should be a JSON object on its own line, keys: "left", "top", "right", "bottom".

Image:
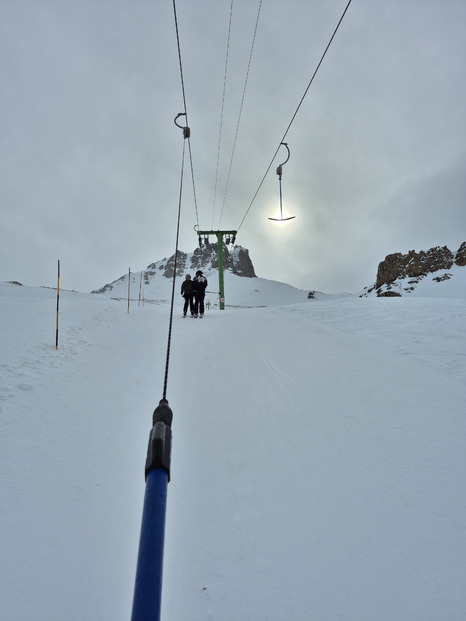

{"left": 1, "top": 282, "right": 466, "bottom": 620}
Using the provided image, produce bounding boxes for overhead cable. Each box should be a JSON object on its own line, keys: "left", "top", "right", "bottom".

{"left": 162, "top": 128, "right": 187, "bottom": 401}
{"left": 218, "top": 0, "right": 263, "bottom": 229}
{"left": 172, "top": 0, "right": 200, "bottom": 229}
{"left": 211, "top": 0, "right": 234, "bottom": 228}
{"left": 236, "top": 0, "right": 353, "bottom": 232}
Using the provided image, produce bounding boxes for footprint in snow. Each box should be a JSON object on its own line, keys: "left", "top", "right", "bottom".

{"left": 18, "top": 383, "right": 34, "bottom": 391}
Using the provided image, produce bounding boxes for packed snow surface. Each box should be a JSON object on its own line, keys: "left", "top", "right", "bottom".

{"left": 1, "top": 271, "right": 466, "bottom": 620}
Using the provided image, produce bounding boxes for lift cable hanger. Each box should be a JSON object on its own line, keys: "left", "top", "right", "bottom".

{"left": 236, "top": 0, "right": 353, "bottom": 232}
{"left": 174, "top": 112, "right": 190, "bottom": 138}
{"left": 268, "top": 142, "right": 295, "bottom": 222}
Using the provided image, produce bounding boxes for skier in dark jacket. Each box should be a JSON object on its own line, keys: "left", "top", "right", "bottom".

{"left": 192, "top": 270, "right": 208, "bottom": 318}
{"left": 180, "top": 274, "right": 194, "bottom": 318}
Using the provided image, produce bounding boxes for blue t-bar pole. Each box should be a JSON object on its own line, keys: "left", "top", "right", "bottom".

{"left": 131, "top": 399, "right": 173, "bottom": 621}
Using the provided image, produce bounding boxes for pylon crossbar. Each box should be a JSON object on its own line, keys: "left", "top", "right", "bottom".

{"left": 196, "top": 230, "right": 237, "bottom": 236}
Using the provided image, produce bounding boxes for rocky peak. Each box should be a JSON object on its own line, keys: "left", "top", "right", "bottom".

{"left": 157, "top": 250, "right": 187, "bottom": 279}
{"left": 190, "top": 243, "right": 225, "bottom": 272}
{"left": 231, "top": 246, "right": 257, "bottom": 278}
{"left": 92, "top": 245, "right": 256, "bottom": 295}
{"left": 153, "top": 244, "right": 257, "bottom": 278}
{"left": 362, "top": 242, "right": 466, "bottom": 297}
{"left": 375, "top": 245, "right": 456, "bottom": 289}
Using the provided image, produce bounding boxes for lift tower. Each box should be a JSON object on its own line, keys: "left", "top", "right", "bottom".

{"left": 196, "top": 230, "right": 237, "bottom": 310}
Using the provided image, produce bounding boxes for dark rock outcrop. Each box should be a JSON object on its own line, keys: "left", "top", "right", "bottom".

{"left": 378, "top": 290, "right": 402, "bottom": 297}
{"left": 376, "top": 245, "right": 456, "bottom": 289}
{"left": 187, "top": 244, "right": 256, "bottom": 278}
{"left": 163, "top": 250, "right": 187, "bottom": 278}
{"left": 362, "top": 242, "right": 466, "bottom": 297}
{"left": 455, "top": 242, "right": 466, "bottom": 267}
{"left": 190, "top": 243, "right": 226, "bottom": 272}
{"left": 231, "top": 246, "right": 256, "bottom": 278}
{"left": 92, "top": 274, "right": 126, "bottom": 294}
{"left": 147, "top": 245, "right": 256, "bottom": 279}
{"left": 147, "top": 250, "right": 187, "bottom": 279}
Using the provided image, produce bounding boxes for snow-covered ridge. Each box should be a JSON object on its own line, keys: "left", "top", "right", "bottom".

{"left": 93, "top": 245, "right": 255, "bottom": 292}
{"left": 361, "top": 263, "right": 466, "bottom": 298}
{"left": 90, "top": 247, "right": 327, "bottom": 307}
{"left": 361, "top": 242, "right": 466, "bottom": 297}
{"left": 92, "top": 269, "right": 324, "bottom": 308}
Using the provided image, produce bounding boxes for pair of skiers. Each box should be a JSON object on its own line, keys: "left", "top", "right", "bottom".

{"left": 181, "top": 270, "right": 208, "bottom": 318}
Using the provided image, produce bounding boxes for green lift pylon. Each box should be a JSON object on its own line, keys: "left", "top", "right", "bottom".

{"left": 196, "top": 230, "right": 237, "bottom": 310}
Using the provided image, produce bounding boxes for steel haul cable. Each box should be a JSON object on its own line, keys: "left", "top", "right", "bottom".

{"left": 211, "top": 0, "right": 234, "bottom": 228}
{"left": 172, "top": 0, "right": 200, "bottom": 230}
{"left": 131, "top": 8, "right": 190, "bottom": 619}
{"left": 162, "top": 134, "right": 186, "bottom": 401}
{"left": 161, "top": 0, "right": 196, "bottom": 400}
{"left": 218, "top": 0, "right": 262, "bottom": 229}
{"left": 236, "top": 0, "right": 353, "bottom": 232}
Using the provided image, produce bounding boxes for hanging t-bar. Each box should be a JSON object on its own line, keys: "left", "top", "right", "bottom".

{"left": 268, "top": 142, "right": 295, "bottom": 222}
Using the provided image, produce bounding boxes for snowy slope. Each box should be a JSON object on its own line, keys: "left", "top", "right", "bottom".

{"left": 1, "top": 278, "right": 466, "bottom": 621}
{"left": 93, "top": 265, "right": 326, "bottom": 307}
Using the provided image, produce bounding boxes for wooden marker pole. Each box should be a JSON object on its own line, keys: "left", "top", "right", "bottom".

{"left": 127, "top": 267, "right": 131, "bottom": 314}
{"left": 56, "top": 260, "right": 60, "bottom": 349}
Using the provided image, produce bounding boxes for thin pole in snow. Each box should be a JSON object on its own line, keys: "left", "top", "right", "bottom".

{"left": 55, "top": 260, "right": 60, "bottom": 350}
{"left": 127, "top": 268, "right": 131, "bottom": 314}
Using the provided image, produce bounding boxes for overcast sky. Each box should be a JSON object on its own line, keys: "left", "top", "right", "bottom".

{"left": 1, "top": 0, "right": 465, "bottom": 294}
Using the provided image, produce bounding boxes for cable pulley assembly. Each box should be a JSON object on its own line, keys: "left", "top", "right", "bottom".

{"left": 268, "top": 142, "right": 295, "bottom": 222}
{"left": 174, "top": 112, "right": 190, "bottom": 139}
